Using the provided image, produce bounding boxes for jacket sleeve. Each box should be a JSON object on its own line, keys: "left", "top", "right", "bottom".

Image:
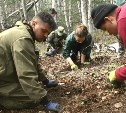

{"left": 37, "top": 61, "right": 47, "bottom": 81}
{"left": 62, "top": 35, "right": 72, "bottom": 59}
{"left": 115, "top": 18, "right": 126, "bottom": 82}
{"left": 118, "top": 18, "right": 126, "bottom": 48}
{"left": 34, "top": 45, "right": 47, "bottom": 81}
{"left": 12, "top": 37, "right": 47, "bottom": 102}
{"left": 115, "top": 65, "right": 126, "bottom": 82}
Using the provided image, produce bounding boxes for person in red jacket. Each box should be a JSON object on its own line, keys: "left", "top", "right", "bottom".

{"left": 91, "top": 3, "right": 126, "bottom": 87}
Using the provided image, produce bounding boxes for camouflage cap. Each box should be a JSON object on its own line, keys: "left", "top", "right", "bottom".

{"left": 57, "top": 26, "right": 65, "bottom": 36}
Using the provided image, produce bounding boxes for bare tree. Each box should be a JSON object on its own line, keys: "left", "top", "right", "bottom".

{"left": 0, "top": 0, "right": 7, "bottom": 30}
{"left": 35, "top": 0, "right": 42, "bottom": 13}
{"left": 77, "top": 0, "right": 81, "bottom": 22}
{"left": 17, "top": 1, "right": 23, "bottom": 21}
{"left": 7, "top": 0, "right": 39, "bottom": 19}
{"left": 52, "top": 0, "right": 57, "bottom": 8}
{"left": 80, "top": 0, "right": 88, "bottom": 26}
{"left": 68, "top": 0, "right": 72, "bottom": 28}
{"left": 51, "top": 0, "right": 57, "bottom": 22}
{"left": 88, "top": 0, "right": 93, "bottom": 33}
{"left": 33, "top": 0, "right": 38, "bottom": 15}
{"left": 21, "top": 0, "right": 27, "bottom": 21}
{"left": 63, "top": 0, "right": 70, "bottom": 33}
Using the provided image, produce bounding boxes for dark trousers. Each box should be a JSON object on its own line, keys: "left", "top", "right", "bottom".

{"left": 70, "top": 52, "right": 91, "bottom": 64}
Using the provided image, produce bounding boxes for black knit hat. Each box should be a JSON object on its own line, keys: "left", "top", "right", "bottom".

{"left": 91, "top": 4, "right": 118, "bottom": 29}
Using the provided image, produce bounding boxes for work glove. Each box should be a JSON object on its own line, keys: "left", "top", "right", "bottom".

{"left": 82, "top": 62, "right": 91, "bottom": 65}
{"left": 45, "top": 101, "right": 63, "bottom": 112}
{"left": 71, "top": 64, "right": 78, "bottom": 70}
{"left": 41, "top": 96, "right": 63, "bottom": 112}
{"left": 43, "top": 79, "right": 58, "bottom": 88}
{"left": 108, "top": 70, "right": 122, "bottom": 88}
{"left": 45, "top": 48, "right": 56, "bottom": 56}
{"left": 109, "top": 71, "right": 116, "bottom": 83}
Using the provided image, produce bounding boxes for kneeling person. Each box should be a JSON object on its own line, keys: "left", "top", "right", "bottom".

{"left": 46, "top": 26, "right": 67, "bottom": 56}
{"left": 63, "top": 24, "right": 93, "bottom": 70}
{"left": 0, "top": 12, "right": 62, "bottom": 112}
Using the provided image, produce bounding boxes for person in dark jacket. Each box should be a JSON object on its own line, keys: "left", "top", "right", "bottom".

{"left": 63, "top": 24, "right": 93, "bottom": 70}
{"left": 0, "top": 12, "right": 62, "bottom": 112}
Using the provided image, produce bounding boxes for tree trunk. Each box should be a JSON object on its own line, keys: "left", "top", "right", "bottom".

{"left": 57, "top": 0, "right": 62, "bottom": 23}
{"left": 88, "top": 0, "right": 93, "bottom": 33}
{"left": 77, "top": 0, "right": 81, "bottom": 23}
{"left": 51, "top": 0, "right": 57, "bottom": 22}
{"left": 68, "top": 0, "right": 72, "bottom": 28}
{"left": 7, "top": 0, "right": 39, "bottom": 19}
{"left": 0, "top": 0, "right": 7, "bottom": 30}
{"left": 33, "top": 0, "right": 38, "bottom": 15}
{"left": 35, "top": 0, "right": 42, "bottom": 13}
{"left": 21, "top": 0, "right": 27, "bottom": 21}
{"left": 63, "top": 0, "right": 70, "bottom": 33}
{"left": 17, "top": 1, "right": 23, "bottom": 21}
{"left": 80, "top": 0, "right": 88, "bottom": 26}
{"left": 52, "top": 0, "right": 57, "bottom": 8}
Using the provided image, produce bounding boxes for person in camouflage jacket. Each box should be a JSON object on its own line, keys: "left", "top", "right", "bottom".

{"left": 46, "top": 26, "right": 67, "bottom": 56}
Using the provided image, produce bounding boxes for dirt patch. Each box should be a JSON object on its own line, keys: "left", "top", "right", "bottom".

{"left": 5, "top": 51, "right": 126, "bottom": 113}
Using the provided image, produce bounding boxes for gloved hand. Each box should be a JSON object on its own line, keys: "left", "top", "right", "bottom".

{"left": 109, "top": 70, "right": 116, "bottom": 83}
{"left": 45, "top": 48, "right": 56, "bottom": 56}
{"left": 43, "top": 79, "right": 58, "bottom": 88}
{"left": 71, "top": 64, "right": 78, "bottom": 70}
{"left": 41, "top": 96, "right": 63, "bottom": 112}
{"left": 45, "top": 101, "right": 63, "bottom": 112}
{"left": 82, "top": 62, "right": 91, "bottom": 65}
{"left": 108, "top": 70, "right": 122, "bottom": 87}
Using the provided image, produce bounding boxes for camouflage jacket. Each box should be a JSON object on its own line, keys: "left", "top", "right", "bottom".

{"left": 47, "top": 30, "right": 67, "bottom": 49}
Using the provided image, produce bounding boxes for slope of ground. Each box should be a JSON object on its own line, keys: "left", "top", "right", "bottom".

{"left": 3, "top": 49, "right": 126, "bottom": 113}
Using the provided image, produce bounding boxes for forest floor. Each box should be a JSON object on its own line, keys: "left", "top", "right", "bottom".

{"left": 3, "top": 46, "right": 126, "bottom": 113}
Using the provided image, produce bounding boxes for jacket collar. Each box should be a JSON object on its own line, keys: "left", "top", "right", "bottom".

{"left": 15, "top": 21, "right": 36, "bottom": 42}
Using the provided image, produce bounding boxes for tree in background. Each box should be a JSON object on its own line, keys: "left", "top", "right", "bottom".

{"left": 0, "top": 0, "right": 118, "bottom": 34}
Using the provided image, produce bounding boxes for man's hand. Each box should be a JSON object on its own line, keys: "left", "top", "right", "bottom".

{"left": 41, "top": 96, "right": 63, "bottom": 112}
{"left": 42, "top": 79, "right": 58, "bottom": 88}
{"left": 109, "top": 70, "right": 116, "bottom": 83}
{"left": 82, "top": 62, "right": 91, "bottom": 65}
{"left": 71, "top": 64, "right": 78, "bottom": 70}
{"left": 45, "top": 48, "right": 56, "bottom": 56}
{"left": 108, "top": 70, "right": 122, "bottom": 88}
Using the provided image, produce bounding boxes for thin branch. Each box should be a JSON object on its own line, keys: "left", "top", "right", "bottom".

{"left": 7, "top": 0, "right": 39, "bottom": 19}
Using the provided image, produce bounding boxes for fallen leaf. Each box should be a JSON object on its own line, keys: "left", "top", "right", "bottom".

{"left": 114, "top": 102, "right": 123, "bottom": 108}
